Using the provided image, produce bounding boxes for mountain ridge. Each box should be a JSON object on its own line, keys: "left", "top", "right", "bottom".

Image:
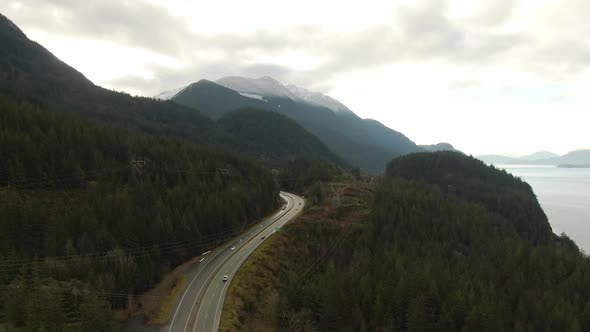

{"left": 216, "top": 76, "right": 298, "bottom": 100}
{"left": 285, "top": 84, "right": 355, "bottom": 115}
{"left": 478, "top": 149, "right": 590, "bottom": 165}
{"left": 419, "top": 142, "right": 460, "bottom": 153}
{"left": 163, "top": 76, "right": 422, "bottom": 172}
{"left": 0, "top": 14, "right": 343, "bottom": 168}
{"left": 521, "top": 150, "right": 559, "bottom": 160}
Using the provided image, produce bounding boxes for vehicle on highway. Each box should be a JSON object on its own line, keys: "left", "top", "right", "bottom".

{"left": 230, "top": 246, "right": 236, "bottom": 251}
{"left": 222, "top": 275, "right": 228, "bottom": 282}
{"left": 282, "top": 205, "right": 286, "bottom": 210}
{"left": 261, "top": 235, "right": 265, "bottom": 240}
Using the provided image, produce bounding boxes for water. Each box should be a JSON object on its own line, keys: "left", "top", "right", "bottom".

{"left": 497, "top": 165, "right": 590, "bottom": 252}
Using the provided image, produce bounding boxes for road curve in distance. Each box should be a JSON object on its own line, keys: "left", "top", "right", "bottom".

{"left": 162, "top": 191, "right": 304, "bottom": 332}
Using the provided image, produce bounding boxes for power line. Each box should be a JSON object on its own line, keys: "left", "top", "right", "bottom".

{"left": 329, "top": 182, "right": 346, "bottom": 208}
{"left": 0, "top": 166, "right": 130, "bottom": 190}
{"left": 0, "top": 282, "right": 169, "bottom": 300}
{"left": 0, "top": 222, "right": 253, "bottom": 271}
{"left": 0, "top": 240, "right": 213, "bottom": 273}
{"left": 296, "top": 219, "right": 356, "bottom": 284}
{"left": 291, "top": 184, "right": 372, "bottom": 284}
{"left": 0, "top": 166, "right": 126, "bottom": 186}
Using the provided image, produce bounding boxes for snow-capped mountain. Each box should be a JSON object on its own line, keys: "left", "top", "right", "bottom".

{"left": 156, "top": 76, "right": 421, "bottom": 171}
{"left": 216, "top": 76, "right": 299, "bottom": 100}
{"left": 154, "top": 86, "right": 186, "bottom": 100}
{"left": 213, "top": 76, "right": 355, "bottom": 115}
{"left": 155, "top": 76, "right": 356, "bottom": 116}
{"left": 286, "top": 84, "right": 354, "bottom": 115}
{"left": 238, "top": 92, "right": 266, "bottom": 101}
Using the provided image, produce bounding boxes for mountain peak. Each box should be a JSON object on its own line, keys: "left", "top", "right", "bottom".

{"left": 259, "top": 75, "right": 279, "bottom": 82}
{"left": 285, "top": 84, "right": 354, "bottom": 115}
{"left": 216, "top": 76, "right": 298, "bottom": 100}
{"left": 154, "top": 86, "right": 186, "bottom": 100}
{"left": 161, "top": 75, "right": 357, "bottom": 116}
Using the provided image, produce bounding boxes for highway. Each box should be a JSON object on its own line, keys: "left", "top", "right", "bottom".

{"left": 163, "top": 191, "right": 304, "bottom": 332}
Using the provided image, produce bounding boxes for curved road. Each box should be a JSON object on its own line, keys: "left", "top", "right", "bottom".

{"left": 163, "top": 191, "right": 304, "bottom": 332}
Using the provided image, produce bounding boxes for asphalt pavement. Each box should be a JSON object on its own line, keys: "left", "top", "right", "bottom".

{"left": 162, "top": 191, "right": 304, "bottom": 332}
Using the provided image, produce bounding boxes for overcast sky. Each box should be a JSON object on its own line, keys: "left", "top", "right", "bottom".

{"left": 5, "top": 0, "right": 589, "bottom": 155}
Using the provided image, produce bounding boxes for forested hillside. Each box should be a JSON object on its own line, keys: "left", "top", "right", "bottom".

{"left": 1, "top": 13, "right": 348, "bottom": 170}
{"left": 169, "top": 78, "right": 421, "bottom": 172}
{"left": 387, "top": 152, "right": 553, "bottom": 242}
{"left": 218, "top": 108, "right": 343, "bottom": 167}
{"left": 277, "top": 159, "right": 343, "bottom": 194}
{"left": 172, "top": 80, "right": 270, "bottom": 119}
{"left": 228, "top": 152, "right": 590, "bottom": 331}
{"left": 0, "top": 14, "right": 231, "bottom": 147}
{"left": 0, "top": 96, "right": 277, "bottom": 330}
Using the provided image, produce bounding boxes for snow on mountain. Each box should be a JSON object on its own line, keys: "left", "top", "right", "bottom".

{"left": 154, "top": 86, "right": 187, "bottom": 100}
{"left": 286, "top": 84, "right": 354, "bottom": 114}
{"left": 156, "top": 76, "right": 355, "bottom": 116}
{"left": 239, "top": 92, "right": 267, "bottom": 101}
{"left": 216, "top": 76, "right": 299, "bottom": 100}
{"left": 215, "top": 76, "right": 355, "bottom": 115}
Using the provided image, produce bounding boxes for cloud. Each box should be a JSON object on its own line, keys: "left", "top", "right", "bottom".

{"left": 5, "top": 0, "right": 590, "bottom": 97}
{"left": 7, "top": 0, "right": 194, "bottom": 56}
{"left": 4, "top": 0, "right": 590, "bottom": 155}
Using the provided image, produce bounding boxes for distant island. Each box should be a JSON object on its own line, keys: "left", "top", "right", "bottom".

{"left": 558, "top": 164, "right": 590, "bottom": 168}
{"left": 478, "top": 149, "right": 590, "bottom": 166}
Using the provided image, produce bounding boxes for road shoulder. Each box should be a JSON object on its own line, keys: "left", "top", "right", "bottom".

{"left": 219, "top": 184, "right": 372, "bottom": 331}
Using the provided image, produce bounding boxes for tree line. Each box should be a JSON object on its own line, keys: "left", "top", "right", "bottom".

{"left": 0, "top": 96, "right": 278, "bottom": 330}
{"left": 277, "top": 152, "right": 590, "bottom": 331}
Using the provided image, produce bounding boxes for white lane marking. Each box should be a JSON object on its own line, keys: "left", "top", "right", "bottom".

{"left": 197, "top": 278, "right": 227, "bottom": 332}
{"left": 213, "top": 251, "right": 250, "bottom": 330}
{"left": 199, "top": 258, "right": 205, "bottom": 263}
{"left": 182, "top": 248, "right": 229, "bottom": 332}
{"left": 186, "top": 201, "right": 290, "bottom": 330}
{"left": 192, "top": 194, "right": 295, "bottom": 332}
{"left": 212, "top": 195, "right": 297, "bottom": 330}
{"left": 168, "top": 249, "right": 225, "bottom": 332}
{"left": 202, "top": 250, "right": 211, "bottom": 255}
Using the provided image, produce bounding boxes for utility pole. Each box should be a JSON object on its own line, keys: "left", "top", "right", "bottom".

{"left": 130, "top": 159, "right": 147, "bottom": 175}
{"left": 329, "top": 183, "right": 346, "bottom": 208}
{"left": 215, "top": 168, "right": 231, "bottom": 177}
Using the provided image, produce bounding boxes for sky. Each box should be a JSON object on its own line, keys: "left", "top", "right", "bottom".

{"left": 4, "top": 0, "right": 589, "bottom": 156}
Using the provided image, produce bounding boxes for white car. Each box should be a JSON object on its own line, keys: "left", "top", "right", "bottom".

{"left": 230, "top": 246, "right": 236, "bottom": 251}
{"left": 222, "top": 275, "right": 229, "bottom": 282}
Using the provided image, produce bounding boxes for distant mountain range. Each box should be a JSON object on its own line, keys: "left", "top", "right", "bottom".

{"left": 0, "top": 10, "right": 449, "bottom": 173}
{"left": 158, "top": 76, "right": 422, "bottom": 172}
{"left": 519, "top": 151, "right": 560, "bottom": 160}
{"left": 478, "top": 150, "right": 590, "bottom": 166}
{"left": 0, "top": 13, "right": 338, "bottom": 168}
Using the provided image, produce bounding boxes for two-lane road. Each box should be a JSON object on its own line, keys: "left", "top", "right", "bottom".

{"left": 163, "top": 192, "right": 304, "bottom": 332}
